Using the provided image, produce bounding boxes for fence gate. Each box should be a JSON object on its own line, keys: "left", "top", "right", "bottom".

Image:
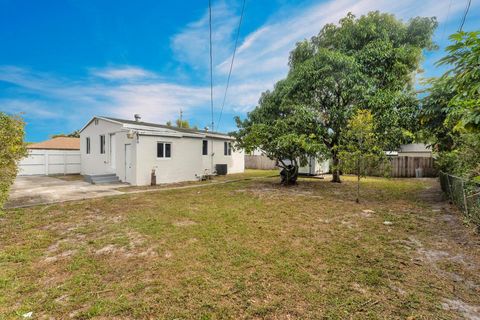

{"left": 18, "top": 149, "right": 81, "bottom": 176}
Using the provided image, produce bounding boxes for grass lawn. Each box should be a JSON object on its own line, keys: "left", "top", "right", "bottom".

{"left": 116, "top": 169, "right": 279, "bottom": 192}
{"left": 1, "top": 171, "right": 480, "bottom": 319}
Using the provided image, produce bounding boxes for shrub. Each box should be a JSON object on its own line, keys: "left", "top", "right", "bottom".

{"left": 0, "top": 112, "right": 27, "bottom": 211}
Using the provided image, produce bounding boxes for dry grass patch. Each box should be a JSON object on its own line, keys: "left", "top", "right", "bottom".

{"left": 1, "top": 172, "right": 479, "bottom": 319}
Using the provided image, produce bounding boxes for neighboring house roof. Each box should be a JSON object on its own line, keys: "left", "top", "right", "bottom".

{"left": 28, "top": 137, "right": 80, "bottom": 150}
{"left": 385, "top": 143, "right": 432, "bottom": 156}
{"left": 80, "top": 116, "right": 233, "bottom": 139}
{"left": 399, "top": 143, "right": 432, "bottom": 153}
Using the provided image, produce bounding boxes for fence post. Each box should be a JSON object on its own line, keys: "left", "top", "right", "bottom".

{"left": 461, "top": 179, "right": 469, "bottom": 216}
{"left": 447, "top": 174, "right": 453, "bottom": 200}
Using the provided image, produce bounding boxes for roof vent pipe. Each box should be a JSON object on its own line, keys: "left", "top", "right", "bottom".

{"left": 134, "top": 114, "right": 141, "bottom": 122}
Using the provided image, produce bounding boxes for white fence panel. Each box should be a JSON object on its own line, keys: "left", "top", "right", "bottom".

{"left": 18, "top": 149, "right": 81, "bottom": 176}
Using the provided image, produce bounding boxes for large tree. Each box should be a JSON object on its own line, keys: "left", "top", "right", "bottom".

{"left": 287, "top": 12, "right": 437, "bottom": 182}
{"left": 288, "top": 48, "right": 368, "bottom": 182}
{"left": 236, "top": 11, "right": 437, "bottom": 183}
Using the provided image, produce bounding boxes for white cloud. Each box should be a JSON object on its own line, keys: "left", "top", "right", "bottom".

{"left": 0, "top": 99, "right": 58, "bottom": 118}
{"left": 91, "top": 66, "right": 156, "bottom": 81}
{"left": 0, "top": 66, "right": 211, "bottom": 126}
{"left": 1, "top": 0, "right": 476, "bottom": 134}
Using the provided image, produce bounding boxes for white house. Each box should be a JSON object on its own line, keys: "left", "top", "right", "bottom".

{"left": 79, "top": 115, "right": 244, "bottom": 185}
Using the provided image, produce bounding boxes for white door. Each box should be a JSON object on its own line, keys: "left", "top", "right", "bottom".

{"left": 124, "top": 144, "right": 132, "bottom": 183}
{"left": 109, "top": 133, "right": 116, "bottom": 171}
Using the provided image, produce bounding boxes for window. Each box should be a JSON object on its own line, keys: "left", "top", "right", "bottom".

{"left": 202, "top": 140, "right": 208, "bottom": 155}
{"left": 157, "top": 142, "right": 172, "bottom": 158}
{"left": 100, "top": 135, "right": 105, "bottom": 154}
{"left": 86, "top": 137, "right": 90, "bottom": 154}
{"left": 224, "top": 141, "right": 232, "bottom": 156}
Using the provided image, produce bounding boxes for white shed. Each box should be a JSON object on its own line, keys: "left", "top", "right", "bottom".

{"left": 79, "top": 116, "right": 245, "bottom": 185}
{"left": 298, "top": 157, "right": 330, "bottom": 176}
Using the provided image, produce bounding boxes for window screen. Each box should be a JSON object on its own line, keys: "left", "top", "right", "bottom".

{"left": 100, "top": 135, "right": 105, "bottom": 154}
{"left": 165, "top": 143, "right": 171, "bottom": 158}
{"left": 202, "top": 140, "right": 208, "bottom": 155}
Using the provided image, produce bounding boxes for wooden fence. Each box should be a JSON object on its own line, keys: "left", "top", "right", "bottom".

{"left": 245, "top": 155, "right": 277, "bottom": 170}
{"left": 374, "top": 156, "right": 436, "bottom": 178}
{"left": 245, "top": 155, "right": 435, "bottom": 177}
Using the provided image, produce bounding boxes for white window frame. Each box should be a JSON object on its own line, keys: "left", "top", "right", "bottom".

{"left": 157, "top": 142, "right": 172, "bottom": 159}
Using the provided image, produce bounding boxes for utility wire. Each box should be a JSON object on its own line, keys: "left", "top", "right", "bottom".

{"left": 209, "top": 0, "right": 214, "bottom": 131}
{"left": 441, "top": 0, "right": 453, "bottom": 41}
{"left": 216, "top": 0, "right": 246, "bottom": 132}
{"left": 459, "top": 0, "right": 471, "bottom": 32}
{"left": 208, "top": 0, "right": 214, "bottom": 174}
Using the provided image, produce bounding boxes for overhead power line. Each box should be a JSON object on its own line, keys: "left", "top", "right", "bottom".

{"left": 459, "top": 0, "right": 471, "bottom": 32}
{"left": 209, "top": 0, "right": 214, "bottom": 131}
{"left": 208, "top": 0, "right": 214, "bottom": 174}
{"left": 441, "top": 0, "right": 453, "bottom": 41}
{"left": 216, "top": 0, "right": 246, "bottom": 132}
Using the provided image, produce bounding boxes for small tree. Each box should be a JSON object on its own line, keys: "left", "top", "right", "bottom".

{"left": 51, "top": 130, "right": 80, "bottom": 138}
{"left": 234, "top": 79, "right": 325, "bottom": 185}
{"left": 0, "top": 113, "right": 27, "bottom": 211}
{"left": 175, "top": 119, "right": 190, "bottom": 129}
{"left": 338, "top": 110, "right": 386, "bottom": 203}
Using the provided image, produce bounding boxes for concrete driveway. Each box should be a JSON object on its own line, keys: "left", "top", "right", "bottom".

{"left": 5, "top": 176, "right": 125, "bottom": 209}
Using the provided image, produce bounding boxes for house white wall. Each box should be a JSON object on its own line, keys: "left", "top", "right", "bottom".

{"left": 134, "top": 135, "right": 244, "bottom": 185}
{"left": 80, "top": 118, "right": 124, "bottom": 176}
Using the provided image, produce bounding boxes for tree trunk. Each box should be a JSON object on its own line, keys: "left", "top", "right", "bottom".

{"left": 356, "top": 160, "right": 360, "bottom": 203}
{"left": 331, "top": 152, "right": 341, "bottom": 183}
{"left": 280, "top": 164, "right": 298, "bottom": 185}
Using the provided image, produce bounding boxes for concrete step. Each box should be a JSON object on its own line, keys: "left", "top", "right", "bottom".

{"left": 84, "top": 174, "right": 121, "bottom": 184}
{"left": 92, "top": 177, "right": 121, "bottom": 184}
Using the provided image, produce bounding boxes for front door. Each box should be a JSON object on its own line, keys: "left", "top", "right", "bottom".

{"left": 124, "top": 144, "right": 132, "bottom": 183}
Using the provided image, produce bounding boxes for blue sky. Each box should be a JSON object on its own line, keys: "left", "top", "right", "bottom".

{"left": 0, "top": 0, "right": 479, "bottom": 142}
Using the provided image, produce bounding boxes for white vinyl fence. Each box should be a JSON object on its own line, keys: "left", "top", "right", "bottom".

{"left": 18, "top": 149, "right": 81, "bottom": 176}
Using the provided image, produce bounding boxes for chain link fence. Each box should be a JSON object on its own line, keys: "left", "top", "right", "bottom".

{"left": 439, "top": 171, "right": 480, "bottom": 227}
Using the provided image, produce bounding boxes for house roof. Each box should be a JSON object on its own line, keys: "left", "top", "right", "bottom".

{"left": 28, "top": 137, "right": 80, "bottom": 150}
{"left": 81, "top": 116, "right": 233, "bottom": 139}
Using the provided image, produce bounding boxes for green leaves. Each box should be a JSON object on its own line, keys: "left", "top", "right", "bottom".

{"left": 234, "top": 11, "right": 437, "bottom": 183}
{"left": 0, "top": 113, "right": 27, "bottom": 211}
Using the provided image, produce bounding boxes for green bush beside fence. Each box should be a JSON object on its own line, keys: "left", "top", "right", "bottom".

{"left": 439, "top": 171, "right": 480, "bottom": 227}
